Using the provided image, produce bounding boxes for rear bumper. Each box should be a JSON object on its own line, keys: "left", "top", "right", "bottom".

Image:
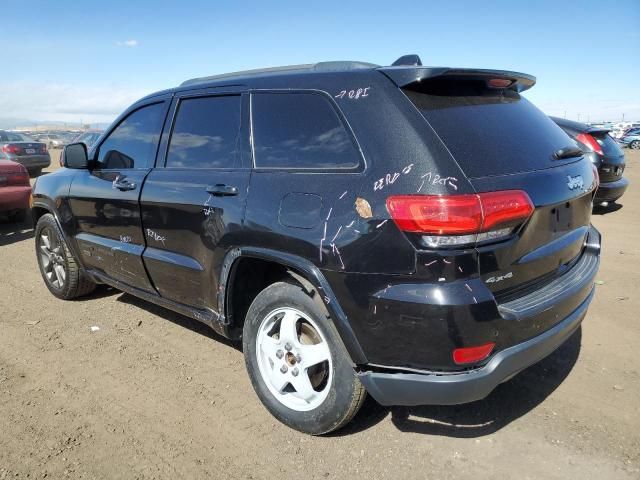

{"left": 357, "top": 226, "right": 600, "bottom": 406}
{"left": 0, "top": 186, "right": 31, "bottom": 212}
{"left": 595, "top": 176, "right": 629, "bottom": 203}
{"left": 358, "top": 288, "right": 592, "bottom": 405}
{"left": 7, "top": 154, "right": 51, "bottom": 170}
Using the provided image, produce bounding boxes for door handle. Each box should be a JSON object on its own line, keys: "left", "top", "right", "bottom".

{"left": 112, "top": 175, "right": 137, "bottom": 191}
{"left": 206, "top": 184, "right": 239, "bottom": 196}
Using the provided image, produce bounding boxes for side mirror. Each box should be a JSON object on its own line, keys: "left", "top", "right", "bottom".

{"left": 62, "top": 142, "right": 89, "bottom": 169}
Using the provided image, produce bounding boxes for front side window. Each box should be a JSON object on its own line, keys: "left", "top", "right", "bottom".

{"left": 251, "top": 92, "right": 360, "bottom": 169}
{"left": 96, "top": 102, "right": 165, "bottom": 169}
{"left": 166, "top": 95, "right": 242, "bottom": 169}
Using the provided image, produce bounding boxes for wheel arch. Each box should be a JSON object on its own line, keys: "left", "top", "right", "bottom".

{"left": 220, "top": 247, "right": 367, "bottom": 365}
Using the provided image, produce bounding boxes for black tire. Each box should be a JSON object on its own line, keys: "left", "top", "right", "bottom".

{"left": 35, "top": 213, "right": 95, "bottom": 299}
{"left": 243, "top": 281, "right": 366, "bottom": 435}
{"left": 29, "top": 168, "right": 42, "bottom": 178}
{"left": 630, "top": 140, "right": 640, "bottom": 150}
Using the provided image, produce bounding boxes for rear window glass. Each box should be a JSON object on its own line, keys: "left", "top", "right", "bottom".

{"left": 251, "top": 92, "right": 360, "bottom": 169}
{"left": 403, "top": 81, "right": 575, "bottom": 178}
{"left": 166, "top": 95, "right": 242, "bottom": 169}
{"left": 594, "top": 132, "right": 623, "bottom": 157}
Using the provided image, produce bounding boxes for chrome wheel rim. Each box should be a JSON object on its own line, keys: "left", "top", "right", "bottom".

{"left": 256, "top": 307, "right": 333, "bottom": 412}
{"left": 631, "top": 141, "right": 640, "bottom": 150}
{"left": 39, "top": 227, "right": 66, "bottom": 289}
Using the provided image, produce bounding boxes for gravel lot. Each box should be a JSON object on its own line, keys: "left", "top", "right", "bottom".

{"left": 1, "top": 149, "right": 639, "bottom": 479}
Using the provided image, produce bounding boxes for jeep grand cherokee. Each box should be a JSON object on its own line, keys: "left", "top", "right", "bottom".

{"left": 32, "top": 55, "right": 601, "bottom": 434}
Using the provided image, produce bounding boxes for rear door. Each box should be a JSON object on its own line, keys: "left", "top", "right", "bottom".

{"left": 139, "top": 90, "right": 250, "bottom": 310}
{"left": 402, "top": 78, "right": 597, "bottom": 295}
{"left": 68, "top": 99, "right": 169, "bottom": 291}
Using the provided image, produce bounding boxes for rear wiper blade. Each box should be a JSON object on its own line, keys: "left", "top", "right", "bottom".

{"left": 554, "top": 146, "right": 583, "bottom": 160}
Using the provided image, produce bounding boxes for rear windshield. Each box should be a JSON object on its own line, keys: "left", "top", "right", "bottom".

{"left": 591, "top": 132, "right": 623, "bottom": 157}
{"left": 403, "top": 80, "right": 575, "bottom": 178}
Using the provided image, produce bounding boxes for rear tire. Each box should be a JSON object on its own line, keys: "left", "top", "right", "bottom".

{"left": 243, "top": 281, "right": 366, "bottom": 435}
{"left": 630, "top": 140, "right": 640, "bottom": 150}
{"left": 28, "top": 168, "right": 42, "bottom": 177}
{"left": 35, "top": 213, "right": 95, "bottom": 299}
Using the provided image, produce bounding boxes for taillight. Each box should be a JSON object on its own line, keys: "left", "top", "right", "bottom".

{"left": 40, "top": 145, "right": 48, "bottom": 154}
{"left": 576, "top": 133, "right": 603, "bottom": 156}
{"left": 6, "top": 170, "right": 30, "bottom": 186}
{"left": 386, "top": 190, "right": 534, "bottom": 248}
{"left": 1, "top": 144, "right": 21, "bottom": 154}
{"left": 453, "top": 342, "right": 495, "bottom": 365}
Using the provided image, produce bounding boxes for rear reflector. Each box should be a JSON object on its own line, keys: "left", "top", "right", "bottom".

{"left": 576, "top": 133, "right": 603, "bottom": 156}
{"left": 386, "top": 190, "right": 533, "bottom": 247}
{"left": 453, "top": 342, "right": 495, "bottom": 365}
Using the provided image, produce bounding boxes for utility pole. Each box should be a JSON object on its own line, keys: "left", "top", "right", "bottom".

{"left": 577, "top": 113, "right": 581, "bottom": 122}
{"left": 622, "top": 113, "right": 625, "bottom": 122}
{"left": 564, "top": 110, "right": 567, "bottom": 118}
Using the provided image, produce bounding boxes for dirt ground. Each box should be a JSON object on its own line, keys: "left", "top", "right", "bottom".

{"left": 1, "top": 149, "right": 639, "bottom": 480}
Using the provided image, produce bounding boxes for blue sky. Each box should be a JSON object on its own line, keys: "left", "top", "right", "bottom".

{"left": 1, "top": 0, "right": 638, "bottom": 125}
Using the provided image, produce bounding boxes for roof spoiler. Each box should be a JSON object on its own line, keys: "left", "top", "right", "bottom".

{"left": 378, "top": 66, "right": 536, "bottom": 92}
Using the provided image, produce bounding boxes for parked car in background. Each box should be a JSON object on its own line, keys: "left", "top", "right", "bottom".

{"left": 71, "top": 131, "right": 103, "bottom": 150}
{"left": 0, "top": 159, "right": 31, "bottom": 222}
{"left": 0, "top": 130, "right": 51, "bottom": 177}
{"left": 37, "top": 133, "right": 66, "bottom": 149}
{"left": 619, "top": 130, "right": 640, "bottom": 150}
{"left": 33, "top": 56, "right": 601, "bottom": 434}
{"left": 551, "top": 117, "right": 628, "bottom": 205}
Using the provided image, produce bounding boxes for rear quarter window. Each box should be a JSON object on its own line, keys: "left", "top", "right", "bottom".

{"left": 251, "top": 92, "right": 361, "bottom": 169}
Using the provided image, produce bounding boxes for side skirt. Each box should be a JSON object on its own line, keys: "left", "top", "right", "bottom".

{"left": 88, "top": 269, "right": 227, "bottom": 336}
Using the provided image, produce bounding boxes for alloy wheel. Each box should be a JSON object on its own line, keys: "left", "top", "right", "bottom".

{"left": 255, "top": 307, "right": 333, "bottom": 411}
{"left": 38, "top": 227, "right": 66, "bottom": 289}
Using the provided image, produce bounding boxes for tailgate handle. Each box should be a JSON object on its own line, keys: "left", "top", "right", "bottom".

{"left": 206, "top": 184, "right": 239, "bottom": 196}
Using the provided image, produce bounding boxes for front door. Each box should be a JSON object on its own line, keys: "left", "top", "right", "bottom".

{"left": 140, "top": 91, "right": 251, "bottom": 311}
{"left": 68, "top": 100, "right": 169, "bottom": 291}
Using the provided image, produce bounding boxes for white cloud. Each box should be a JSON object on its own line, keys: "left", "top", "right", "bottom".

{"left": 116, "top": 39, "right": 139, "bottom": 48}
{"left": 0, "top": 82, "right": 152, "bottom": 124}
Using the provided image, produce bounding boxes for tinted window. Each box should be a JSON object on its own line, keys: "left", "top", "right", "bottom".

{"left": 404, "top": 81, "right": 577, "bottom": 178}
{"left": 96, "top": 102, "right": 164, "bottom": 169}
{"left": 252, "top": 93, "right": 360, "bottom": 169}
{"left": 166, "top": 95, "right": 241, "bottom": 169}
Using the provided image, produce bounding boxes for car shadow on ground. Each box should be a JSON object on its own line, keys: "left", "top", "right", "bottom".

{"left": 336, "top": 327, "right": 582, "bottom": 438}
{"left": 0, "top": 217, "right": 33, "bottom": 247}
{"left": 593, "top": 202, "right": 623, "bottom": 215}
{"left": 115, "top": 292, "right": 241, "bottom": 352}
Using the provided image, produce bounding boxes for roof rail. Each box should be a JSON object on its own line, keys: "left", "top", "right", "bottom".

{"left": 181, "top": 61, "right": 379, "bottom": 87}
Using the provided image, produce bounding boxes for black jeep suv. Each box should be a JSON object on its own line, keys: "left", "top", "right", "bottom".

{"left": 32, "top": 55, "right": 601, "bottom": 435}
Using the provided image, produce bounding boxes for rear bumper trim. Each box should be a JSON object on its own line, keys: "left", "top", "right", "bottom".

{"left": 358, "top": 285, "right": 594, "bottom": 406}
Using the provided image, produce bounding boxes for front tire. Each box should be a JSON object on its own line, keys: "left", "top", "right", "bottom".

{"left": 35, "top": 213, "right": 95, "bottom": 299}
{"left": 243, "top": 281, "right": 366, "bottom": 435}
{"left": 630, "top": 140, "right": 640, "bottom": 150}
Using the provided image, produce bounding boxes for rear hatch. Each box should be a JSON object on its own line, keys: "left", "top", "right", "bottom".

{"left": 588, "top": 129, "right": 625, "bottom": 182}
{"left": 386, "top": 67, "right": 597, "bottom": 296}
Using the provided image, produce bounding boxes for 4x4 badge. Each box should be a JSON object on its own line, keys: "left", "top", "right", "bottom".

{"left": 567, "top": 175, "right": 584, "bottom": 190}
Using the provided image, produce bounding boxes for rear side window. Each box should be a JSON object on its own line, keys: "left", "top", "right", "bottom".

{"left": 403, "top": 81, "right": 575, "bottom": 178}
{"left": 96, "top": 102, "right": 165, "bottom": 169}
{"left": 166, "top": 95, "right": 241, "bottom": 169}
{"left": 251, "top": 92, "right": 360, "bottom": 169}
